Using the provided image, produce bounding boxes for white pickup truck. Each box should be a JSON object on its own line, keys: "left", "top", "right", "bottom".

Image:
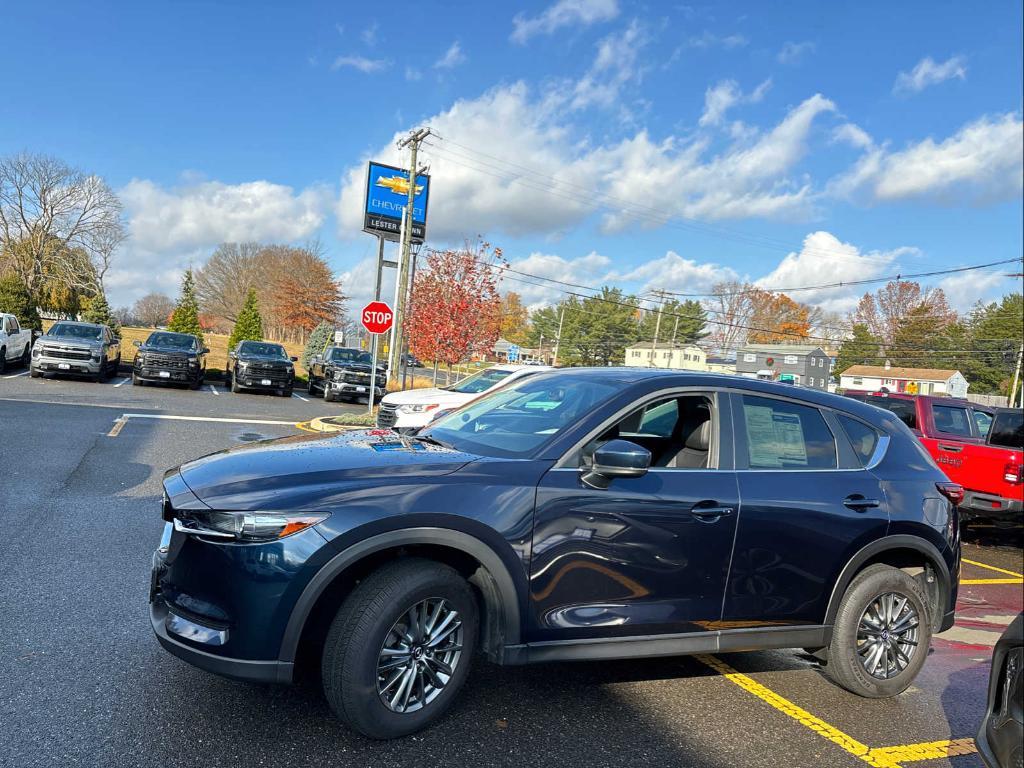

{"left": 0, "top": 312, "right": 33, "bottom": 373}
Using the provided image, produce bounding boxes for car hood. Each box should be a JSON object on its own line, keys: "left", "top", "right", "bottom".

{"left": 383, "top": 387, "right": 473, "bottom": 407}
{"left": 176, "top": 428, "right": 479, "bottom": 510}
{"left": 39, "top": 334, "right": 100, "bottom": 348}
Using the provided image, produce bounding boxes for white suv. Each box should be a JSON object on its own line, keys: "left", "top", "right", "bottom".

{"left": 378, "top": 364, "right": 552, "bottom": 432}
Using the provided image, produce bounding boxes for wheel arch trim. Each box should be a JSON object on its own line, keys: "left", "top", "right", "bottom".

{"left": 278, "top": 526, "right": 522, "bottom": 663}
{"left": 824, "top": 534, "right": 952, "bottom": 629}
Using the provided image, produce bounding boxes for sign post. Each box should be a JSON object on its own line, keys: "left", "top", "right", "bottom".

{"left": 361, "top": 300, "right": 394, "bottom": 416}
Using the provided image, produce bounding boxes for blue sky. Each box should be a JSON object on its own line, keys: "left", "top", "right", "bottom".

{"left": 2, "top": 0, "right": 1021, "bottom": 316}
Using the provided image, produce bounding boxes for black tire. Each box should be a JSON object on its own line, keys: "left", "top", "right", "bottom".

{"left": 230, "top": 371, "right": 241, "bottom": 394}
{"left": 30, "top": 365, "right": 41, "bottom": 379}
{"left": 324, "top": 388, "right": 336, "bottom": 403}
{"left": 94, "top": 361, "right": 106, "bottom": 382}
{"left": 0, "top": 347, "right": 6, "bottom": 375}
{"left": 20, "top": 344, "right": 31, "bottom": 368}
{"left": 307, "top": 376, "right": 318, "bottom": 395}
{"left": 824, "top": 564, "right": 932, "bottom": 698}
{"left": 132, "top": 372, "right": 144, "bottom": 386}
{"left": 282, "top": 387, "right": 293, "bottom": 398}
{"left": 322, "top": 559, "right": 478, "bottom": 740}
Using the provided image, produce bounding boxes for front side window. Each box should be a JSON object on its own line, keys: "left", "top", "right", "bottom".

{"left": 933, "top": 405, "right": 973, "bottom": 437}
{"left": 423, "top": 374, "right": 618, "bottom": 459}
{"left": 741, "top": 395, "right": 837, "bottom": 470}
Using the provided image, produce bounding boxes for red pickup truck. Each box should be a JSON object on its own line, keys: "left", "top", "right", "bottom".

{"left": 846, "top": 392, "right": 1023, "bottom": 524}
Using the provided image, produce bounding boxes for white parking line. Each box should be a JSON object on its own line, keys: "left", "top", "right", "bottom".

{"left": 107, "top": 412, "right": 298, "bottom": 437}
{"left": 113, "top": 377, "right": 131, "bottom": 387}
{"left": 2, "top": 370, "right": 28, "bottom": 379}
{"left": 209, "top": 385, "right": 219, "bottom": 396}
{"left": 291, "top": 392, "right": 309, "bottom": 402}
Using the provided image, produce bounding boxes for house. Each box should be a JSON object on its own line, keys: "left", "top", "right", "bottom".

{"left": 735, "top": 344, "right": 833, "bottom": 391}
{"left": 839, "top": 365, "right": 969, "bottom": 398}
{"left": 624, "top": 342, "right": 708, "bottom": 370}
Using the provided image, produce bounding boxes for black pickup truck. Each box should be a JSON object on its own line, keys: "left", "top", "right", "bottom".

{"left": 306, "top": 346, "right": 386, "bottom": 403}
{"left": 226, "top": 340, "right": 296, "bottom": 397}
{"left": 132, "top": 331, "right": 207, "bottom": 388}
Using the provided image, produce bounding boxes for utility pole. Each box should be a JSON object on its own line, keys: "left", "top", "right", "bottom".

{"left": 390, "top": 126, "right": 432, "bottom": 385}
{"left": 552, "top": 307, "right": 565, "bottom": 367}
{"left": 649, "top": 292, "right": 665, "bottom": 369}
{"left": 1010, "top": 342, "right": 1023, "bottom": 408}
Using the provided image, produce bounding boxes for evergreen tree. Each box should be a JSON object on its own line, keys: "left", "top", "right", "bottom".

{"left": 0, "top": 275, "right": 42, "bottom": 331}
{"left": 168, "top": 269, "right": 204, "bottom": 343}
{"left": 835, "top": 323, "right": 881, "bottom": 375}
{"left": 228, "top": 288, "right": 264, "bottom": 350}
{"left": 964, "top": 293, "right": 1024, "bottom": 394}
{"left": 302, "top": 321, "right": 334, "bottom": 367}
{"left": 641, "top": 299, "right": 709, "bottom": 345}
{"left": 81, "top": 288, "right": 120, "bottom": 338}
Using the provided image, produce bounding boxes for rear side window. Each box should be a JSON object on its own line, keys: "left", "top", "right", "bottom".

{"left": 837, "top": 415, "right": 880, "bottom": 466}
{"left": 988, "top": 411, "right": 1024, "bottom": 448}
{"left": 871, "top": 398, "right": 917, "bottom": 430}
{"left": 933, "top": 405, "right": 972, "bottom": 437}
{"left": 741, "top": 396, "right": 837, "bottom": 470}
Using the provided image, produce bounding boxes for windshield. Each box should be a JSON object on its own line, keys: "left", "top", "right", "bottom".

{"left": 446, "top": 368, "right": 514, "bottom": 394}
{"left": 422, "top": 373, "right": 618, "bottom": 459}
{"left": 988, "top": 411, "right": 1023, "bottom": 449}
{"left": 48, "top": 323, "right": 102, "bottom": 340}
{"left": 146, "top": 332, "right": 196, "bottom": 350}
{"left": 239, "top": 341, "right": 286, "bottom": 357}
{"left": 328, "top": 348, "right": 372, "bottom": 364}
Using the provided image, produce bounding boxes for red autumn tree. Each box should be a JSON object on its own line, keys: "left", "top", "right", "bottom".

{"left": 406, "top": 242, "right": 504, "bottom": 366}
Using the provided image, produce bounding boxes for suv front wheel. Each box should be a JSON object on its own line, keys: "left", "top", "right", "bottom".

{"left": 321, "top": 558, "right": 478, "bottom": 739}
{"left": 824, "top": 563, "right": 932, "bottom": 698}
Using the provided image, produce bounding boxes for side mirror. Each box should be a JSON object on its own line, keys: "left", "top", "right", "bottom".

{"left": 202, "top": 347, "right": 210, "bottom": 354}
{"left": 581, "top": 439, "right": 651, "bottom": 490}
{"left": 290, "top": 356, "right": 298, "bottom": 362}
{"left": 133, "top": 340, "right": 142, "bottom": 348}
{"left": 32, "top": 330, "right": 42, "bottom": 340}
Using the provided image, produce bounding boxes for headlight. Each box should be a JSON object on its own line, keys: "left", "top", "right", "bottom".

{"left": 188, "top": 356, "right": 199, "bottom": 367}
{"left": 399, "top": 403, "right": 440, "bottom": 414}
{"left": 91, "top": 348, "right": 102, "bottom": 361}
{"left": 236, "top": 360, "right": 248, "bottom": 369}
{"left": 175, "top": 510, "right": 331, "bottom": 542}
{"left": 334, "top": 370, "right": 344, "bottom": 381}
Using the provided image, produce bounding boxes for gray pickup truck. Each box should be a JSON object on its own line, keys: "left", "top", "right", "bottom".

{"left": 31, "top": 321, "right": 121, "bottom": 381}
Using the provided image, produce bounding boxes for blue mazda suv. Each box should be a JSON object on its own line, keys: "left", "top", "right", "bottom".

{"left": 150, "top": 368, "right": 961, "bottom": 738}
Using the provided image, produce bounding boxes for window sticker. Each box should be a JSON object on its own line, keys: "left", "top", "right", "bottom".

{"left": 744, "top": 405, "right": 808, "bottom": 467}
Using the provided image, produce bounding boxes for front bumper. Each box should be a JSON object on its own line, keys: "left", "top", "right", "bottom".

{"left": 327, "top": 379, "right": 382, "bottom": 398}
{"left": 377, "top": 405, "right": 432, "bottom": 431}
{"left": 32, "top": 353, "right": 101, "bottom": 375}
{"left": 135, "top": 366, "right": 200, "bottom": 384}
{"left": 962, "top": 491, "right": 1023, "bottom": 522}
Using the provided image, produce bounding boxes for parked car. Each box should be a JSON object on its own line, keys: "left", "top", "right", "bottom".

{"left": 31, "top": 321, "right": 120, "bottom": 381}
{"left": 132, "top": 331, "right": 207, "bottom": 389}
{"left": 977, "top": 613, "right": 1023, "bottom": 768}
{"left": 227, "top": 340, "right": 296, "bottom": 397}
{"left": 0, "top": 312, "right": 33, "bottom": 373}
{"left": 378, "top": 364, "right": 552, "bottom": 432}
{"left": 307, "top": 346, "right": 386, "bottom": 403}
{"left": 151, "top": 369, "right": 960, "bottom": 739}
{"left": 846, "top": 392, "right": 1021, "bottom": 524}
{"left": 405, "top": 354, "right": 424, "bottom": 368}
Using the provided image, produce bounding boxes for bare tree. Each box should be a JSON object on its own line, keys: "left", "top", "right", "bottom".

{"left": 0, "top": 153, "right": 125, "bottom": 300}
{"left": 703, "top": 280, "right": 755, "bottom": 353}
{"left": 132, "top": 292, "right": 176, "bottom": 327}
{"left": 193, "top": 242, "right": 265, "bottom": 329}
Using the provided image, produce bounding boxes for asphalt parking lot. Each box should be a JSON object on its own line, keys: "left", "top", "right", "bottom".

{"left": 1, "top": 371, "right": 1021, "bottom": 768}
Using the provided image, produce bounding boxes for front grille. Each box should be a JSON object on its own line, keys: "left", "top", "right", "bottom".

{"left": 43, "top": 347, "right": 92, "bottom": 361}
{"left": 377, "top": 404, "right": 398, "bottom": 428}
{"left": 344, "top": 371, "right": 371, "bottom": 385}
{"left": 246, "top": 363, "right": 290, "bottom": 378}
{"left": 145, "top": 353, "right": 189, "bottom": 369}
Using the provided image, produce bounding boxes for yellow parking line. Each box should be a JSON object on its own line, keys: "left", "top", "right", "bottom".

{"left": 107, "top": 416, "right": 127, "bottom": 437}
{"left": 963, "top": 558, "right": 1024, "bottom": 579}
{"left": 696, "top": 654, "right": 978, "bottom": 768}
{"left": 961, "top": 577, "right": 1023, "bottom": 585}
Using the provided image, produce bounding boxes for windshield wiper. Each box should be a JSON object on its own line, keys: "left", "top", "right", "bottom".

{"left": 413, "top": 434, "right": 452, "bottom": 450}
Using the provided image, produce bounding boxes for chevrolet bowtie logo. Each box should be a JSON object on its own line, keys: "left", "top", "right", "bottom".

{"left": 375, "top": 175, "right": 423, "bottom": 196}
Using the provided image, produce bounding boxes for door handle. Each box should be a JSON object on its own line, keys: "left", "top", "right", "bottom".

{"left": 843, "top": 495, "right": 880, "bottom": 511}
{"left": 691, "top": 506, "right": 734, "bottom": 522}
{"left": 937, "top": 443, "right": 962, "bottom": 453}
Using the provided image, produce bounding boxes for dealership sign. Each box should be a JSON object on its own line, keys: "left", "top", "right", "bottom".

{"left": 363, "top": 161, "right": 430, "bottom": 242}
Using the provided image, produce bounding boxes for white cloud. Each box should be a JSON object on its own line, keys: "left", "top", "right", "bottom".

{"left": 938, "top": 269, "right": 1013, "bottom": 312}
{"left": 361, "top": 21, "right": 379, "bottom": 46}
{"left": 831, "top": 112, "right": 1023, "bottom": 204}
{"left": 434, "top": 41, "right": 466, "bottom": 70}
{"left": 894, "top": 55, "right": 967, "bottom": 94}
{"left": 107, "top": 179, "right": 329, "bottom": 305}
{"left": 405, "top": 66, "right": 422, "bottom": 82}
{"left": 571, "top": 20, "right": 646, "bottom": 110}
{"left": 831, "top": 122, "right": 873, "bottom": 149}
{"left": 755, "top": 231, "right": 917, "bottom": 313}
{"left": 699, "top": 78, "right": 771, "bottom": 127}
{"left": 504, "top": 251, "right": 613, "bottom": 308}
{"left": 511, "top": 0, "right": 619, "bottom": 44}
{"left": 685, "top": 31, "right": 748, "bottom": 50}
{"left": 339, "top": 253, "right": 398, "bottom": 318}
{"left": 336, "top": 84, "right": 837, "bottom": 243}
{"left": 331, "top": 55, "right": 390, "bottom": 73}
{"left": 611, "top": 251, "right": 740, "bottom": 296}
{"left": 777, "top": 41, "right": 815, "bottom": 64}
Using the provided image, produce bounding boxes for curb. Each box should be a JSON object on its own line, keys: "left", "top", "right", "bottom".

{"left": 296, "top": 415, "right": 372, "bottom": 433}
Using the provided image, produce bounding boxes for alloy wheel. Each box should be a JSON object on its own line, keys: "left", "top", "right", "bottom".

{"left": 376, "top": 597, "right": 464, "bottom": 714}
{"left": 856, "top": 592, "right": 920, "bottom": 679}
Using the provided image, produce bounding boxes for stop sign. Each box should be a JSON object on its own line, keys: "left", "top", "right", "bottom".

{"left": 361, "top": 301, "right": 394, "bottom": 335}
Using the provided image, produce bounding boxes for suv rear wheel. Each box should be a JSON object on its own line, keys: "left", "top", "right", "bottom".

{"left": 824, "top": 563, "right": 932, "bottom": 698}
{"left": 321, "top": 558, "right": 478, "bottom": 739}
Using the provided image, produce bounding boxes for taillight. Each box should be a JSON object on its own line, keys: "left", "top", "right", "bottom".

{"left": 936, "top": 482, "right": 964, "bottom": 505}
{"left": 1003, "top": 461, "right": 1023, "bottom": 484}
